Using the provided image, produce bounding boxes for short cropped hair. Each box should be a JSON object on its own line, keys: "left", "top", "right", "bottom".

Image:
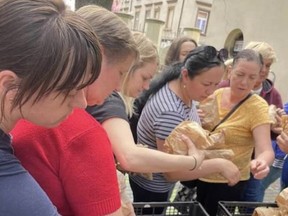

{"left": 0, "top": 0, "right": 102, "bottom": 111}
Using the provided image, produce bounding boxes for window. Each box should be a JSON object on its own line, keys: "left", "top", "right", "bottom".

{"left": 166, "top": 6, "right": 175, "bottom": 30}
{"left": 232, "top": 34, "right": 244, "bottom": 57}
{"left": 134, "top": 10, "right": 140, "bottom": 31}
{"left": 154, "top": 8, "right": 160, "bottom": 19}
{"left": 145, "top": 9, "right": 151, "bottom": 19}
{"left": 195, "top": 9, "right": 210, "bottom": 35}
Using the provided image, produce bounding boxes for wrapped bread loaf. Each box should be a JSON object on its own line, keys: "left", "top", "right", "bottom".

{"left": 165, "top": 121, "right": 234, "bottom": 160}
{"left": 252, "top": 207, "right": 281, "bottom": 216}
{"left": 268, "top": 104, "right": 277, "bottom": 124}
{"left": 251, "top": 187, "right": 288, "bottom": 216}
{"left": 276, "top": 187, "right": 288, "bottom": 212}
{"left": 281, "top": 115, "right": 288, "bottom": 134}
{"left": 198, "top": 95, "right": 220, "bottom": 131}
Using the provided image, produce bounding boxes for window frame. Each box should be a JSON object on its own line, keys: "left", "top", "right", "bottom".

{"left": 165, "top": 6, "right": 175, "bottom": 30}
{"left": 195, "top": 9, "right": 210, "bottom": 35}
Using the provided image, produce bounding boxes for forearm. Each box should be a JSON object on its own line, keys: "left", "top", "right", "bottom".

{"left": 116, "top": 146, "right": 198, "bottom": 173}
{"left": 163, "top": 158, "right": 224, "bottom": 182}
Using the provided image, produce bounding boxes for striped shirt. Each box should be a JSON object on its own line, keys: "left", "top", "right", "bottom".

{"left": 129, "top": 83, "right": 200, "bottom": 193}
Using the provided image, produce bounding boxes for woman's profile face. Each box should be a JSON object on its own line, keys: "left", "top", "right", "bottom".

{"left": 19, "top": 89, "right": 88, "bottom": 128}
{"left": 126, "top": 60, "right": 158, "bottom": 98}
{"left": 85, "top": 53, "right": 135, "bottom": 105}
{"left": 178, "top": 41, "right": 197, "bottom": 63}
{"left": 254, "top": 58, "right": 273, "bottom": 88}
{"left": 184, "top": 65, "right": 224, "bottom": 102}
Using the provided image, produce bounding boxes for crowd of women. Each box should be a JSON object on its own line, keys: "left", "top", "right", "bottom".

{"left": 1, "top": 0, "right": 287, "bottom": 216}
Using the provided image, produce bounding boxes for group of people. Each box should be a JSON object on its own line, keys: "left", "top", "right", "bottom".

{"left": 1, "top": 0, "right": 287, "bottom": 216}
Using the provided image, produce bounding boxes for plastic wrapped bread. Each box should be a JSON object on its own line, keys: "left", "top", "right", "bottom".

{"left": 281, "top": 115, "right": 288, "bottom": 134}
{"left": 252, "top": 207, "right": 281, "bottom": 216}
{"left": 276, "top": 187, "right": 288, "bottom": 213}
{"left": 268, "top": 104, "right": 277, "bottom": 124}
{"left": 164, "top": 121, "right": 234, "bottom": 160}
{"left": 198, "top": 95, "right": 220, "bottom": 131}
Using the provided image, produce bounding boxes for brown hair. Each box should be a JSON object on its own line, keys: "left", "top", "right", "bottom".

{"left": 0, "top": 0, "right": 102, "bottom": 111}
{"left": 76, "top": 5, "right": 138, "bottom": 64}
{"left": 164, "top": 36, "right": 197, "bottom": 65}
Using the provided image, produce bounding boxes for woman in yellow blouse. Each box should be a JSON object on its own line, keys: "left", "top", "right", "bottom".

{"left": 198, "top": 49, "right": 275, "bottom": 216}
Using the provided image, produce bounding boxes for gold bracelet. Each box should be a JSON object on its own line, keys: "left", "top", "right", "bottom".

{"left": 190, "top": 155, "right": 197, "bottom": 171}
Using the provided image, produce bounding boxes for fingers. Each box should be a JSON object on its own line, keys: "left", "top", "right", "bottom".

{"left": 220, "top": 160, "right": 241, "bottom": 186}
{"left": 180, "top": 134, "right": 204, "bottom": 168}
{"left": 277, "top": 132, "right": 288, "bottom": 154}
{"left": 180, "top": 134, "right": 196, "bottom": 151}
{"left": 253, "top": 166, "right": 269, "bottom": 179}
{"left": 227, "top": 170, "right": 241, "bottom": 186}
{"left": 276, "top": 108, "right": 286, "bottom": 116}
{"left": 250, "top": 160, "right": 269, "bottom": 179}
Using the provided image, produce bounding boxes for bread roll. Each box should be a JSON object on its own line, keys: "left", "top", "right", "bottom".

{"left": 276, "top": 187, "right": 288, "bottom": 211}
{"left": 198, "top": 95, "right": 220, "bottom": 131}
{"left": 281, "top": 115, "right": 288, "bottom": 134}
{"left": 252, "top": 207, "right": 280, "bottom": 216}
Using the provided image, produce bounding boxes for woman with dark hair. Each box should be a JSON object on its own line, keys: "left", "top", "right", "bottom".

{"left": 0, "top": 0, "right": 101, "bottom": 215}
{"left": 129, "top": 46, "right": 241, "bottom": 214}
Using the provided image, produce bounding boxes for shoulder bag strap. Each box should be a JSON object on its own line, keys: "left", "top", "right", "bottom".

{"left": 211, "top": 93, "right": 253, "bottom": 132}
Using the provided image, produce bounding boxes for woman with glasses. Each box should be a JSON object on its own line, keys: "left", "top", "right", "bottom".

{"left": 198, "top": 49, "right": 274, "bottom": 216}
{"left": 129, "top": 45, "right": 241, "bottom": 214}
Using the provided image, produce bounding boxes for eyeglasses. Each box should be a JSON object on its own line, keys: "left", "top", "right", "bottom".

{"left": 184, "top": 46, "right": 227, "bottom": 64}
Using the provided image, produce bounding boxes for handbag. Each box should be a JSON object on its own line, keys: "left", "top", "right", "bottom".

{"left": 173, "top": 93, "right": 253, "bottom": 208}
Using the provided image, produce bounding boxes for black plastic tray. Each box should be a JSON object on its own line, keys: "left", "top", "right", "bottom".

{"left": 133, "top": 201, "right": 209, "bottom": 216}
{"left": 217, "top": 201, "right": 278, "bottom": 216}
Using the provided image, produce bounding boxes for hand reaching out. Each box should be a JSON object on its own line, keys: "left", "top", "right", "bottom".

{"left": 271, "top": 108, "right": 285, "bottom": 134}
{"left": 277, "top": 131, "right": 288, "bottom": 154}
{"left": 250, "top": 159, "right": 270, "bottom": 180}
{"left": 180, "top": 134, "right": 204, "bottom": 170}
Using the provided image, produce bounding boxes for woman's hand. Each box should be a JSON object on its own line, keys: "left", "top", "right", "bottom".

{"left": 218, "top": 159, "right": 241, "bottom": 186}
{"left": 180, "top": 134, "right": 204, "bottom": 170}
{"left": 271, "top": 108, "right": 285, "bottom": 134}
{"left": 277, "top": 131, "right": 288, "bottom": 154}
{"left": 250, "top": 159, "right": 270, "bottom": 179}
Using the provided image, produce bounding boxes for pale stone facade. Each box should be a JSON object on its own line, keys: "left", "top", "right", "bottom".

{"left": 119, "top": 0, "right": 288, "bottom": 100}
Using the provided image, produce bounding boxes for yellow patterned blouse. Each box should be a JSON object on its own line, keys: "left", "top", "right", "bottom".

{"left": 200, "top": 88, "right": 271, "bottom": 183}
